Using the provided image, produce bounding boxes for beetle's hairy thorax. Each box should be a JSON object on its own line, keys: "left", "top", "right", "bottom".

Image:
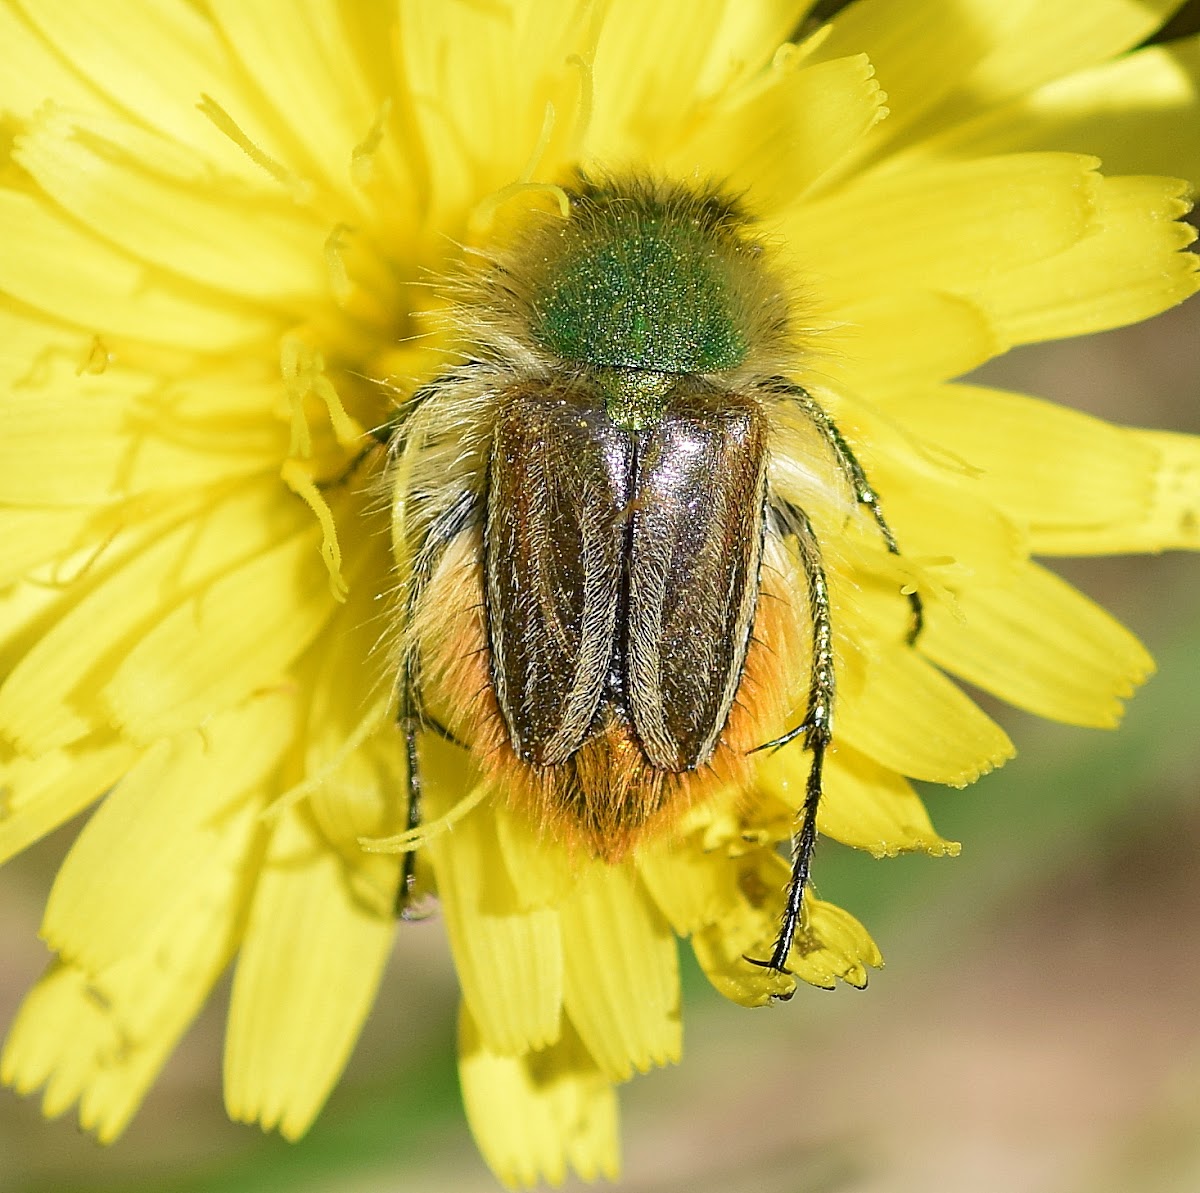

{"left": 452, "top": 175, "right": 798, "bottom": 414}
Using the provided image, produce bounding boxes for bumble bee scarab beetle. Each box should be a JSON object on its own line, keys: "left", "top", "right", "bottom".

{"left": 388, "top": 175, "right": 920, "bottom": 974}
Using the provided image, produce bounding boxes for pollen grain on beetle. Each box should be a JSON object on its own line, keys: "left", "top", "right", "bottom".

{"left": 1, "top": 2, "right": 1199, "bottom": 1188}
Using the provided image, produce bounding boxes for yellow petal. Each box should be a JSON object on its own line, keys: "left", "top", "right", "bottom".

{"left": 810, "top": 399, "right": 1027, "bottom": 590}
{"left": 0, "top": 3, "right": 112, "bottom": 117}
{"left": 906, "top": 36, "right": 1200, "bottom": 187}
{"left": 494, "top": 799, "right": 578, "bottom": 912}
{"left": 0, "top": 506, "right": 100, "bottom": 587}
{"left": 15, "top": 105, "right": 329, "bottom": 302}
{"left": 697, "top": 1, "right": 821, "bottom": 96}
{"left": 560, "top": 863, "right": 680, "bottom": 1081}
{"left": 225, "top": 802, "right": 397, "bottom": 1140}
{"left": 3, "top": 785, "right": 251, "bottom": 1143}
{"left": 393, "top": 0, "right": 514, "bottom": 217}
{"left": 100, "top": 517, "right": 336, "bottom": 744}
{"left": 838, "top": 646, "right": 1015, "bottom": 785}
{"left": 923, "top": 561, "right": 1153, "bottom": 726}
{"left": 883, "top": 383, "right": 1160, "bottom": 540}
{"left": 1059, "top": 429, "right": 1200, "bottom": 554}
{"left": 807, "top": 0, "right": 1032, "bottom": 168}
{"left": 0, "top": 509, "right": 196, "bottom": 753}
{"left": 208, "top": 0, "right": 383, "bottom": 206}
{"left": 757, "top": 742, "right": 961, "bottom": 858}
{"left": 0, "top": 569, "right": 65, "bottom": 682}
{"left": 300, "top": 524, "right": 407, "bottom": 854}
{"left": 691, "top": 854, "right": 797, "bottom": 1008}
{"left": 775, "top": 386, "right": 1029, "bottom": 593}
{"left": 589, "top": 0, "right": 732, "bottom": 160}
{"left": 636, "top": 827, "right": 742, "bottom": 935}
{"left": 17, "top": 0, "right": 284, "bottom": 180}
{"left": 0, "top": 382, "right": 281, "bottom": 507}
{"left": 982, "top": 174, "right": 1198, "bottom": 345}
{"left": 791, "top": 896, "right": 883, "bottom": 990}
{"left": 40, "top": 694, "right": 293, "bottom": 974}
{"left": 0, "top": 190, "right": 282, "bottom": 350}
{"left": 0, "top": 305, "right": 283, "bottom": 418}
{"left": 822, "top": 290, "right": 1006, "bottom": 394}
{"left": 812, "top": 0, "right": 1182, "bottom": 169}
{"left": 692, "top": 850, "right": 883, "bottom": 998}
{"left": 1, "top": 305, "right": 94, "bottom": 389}
{"left": 786, "top": 153, "right": 1102, "bottom": 311}
{"left": 923, "top": 0, "right": 1183, "bottom": 116}
{"left": 0, "top": 486, "right": 307, "bottom": 753}
{"left": 396, "top": 0, "right": 592, "bottom": 219}
{"left": 459, "top": 1005, "right": 620, "bottom": 1189}
{"left": 0, "top": 736, "right": 137, "bottom": 866}
{"left": 425, "top": 798, "right": 564, "bottom": 1055}
{"left": 3, "top": 949, "right": 231, "bottom": 1142}
{"left": 670, "top": 53, "right": 887, "bottom": 209}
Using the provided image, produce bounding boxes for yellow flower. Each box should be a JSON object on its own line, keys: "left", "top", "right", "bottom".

{"left": 1, "top": 0, "right": 1198, "bottom": 1187}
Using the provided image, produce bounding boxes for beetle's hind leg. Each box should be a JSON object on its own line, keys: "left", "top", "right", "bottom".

{"left": 394, "top": 669, "right": 426, "bottom": 917}
{"left": 747, "top": 501, "right": 834, "bottom": 976}
{"left": 391, "top": 487, "right": 479, "bottom": 918}
{"left": 393, "top": 677, "right": 471, "bottom": 917}
{"left": 766, "top": 379, "right": 922, "bottom": 645}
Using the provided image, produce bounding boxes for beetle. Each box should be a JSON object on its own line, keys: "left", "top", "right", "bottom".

{"left": 387, "top": 174, "right": 920, "bottom": 973}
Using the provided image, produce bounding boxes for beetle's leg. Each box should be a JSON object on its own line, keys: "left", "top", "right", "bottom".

{"left": 392, "top": 486, "right": 479, "bottom": 918}
{"left": 395, "top": 665, "right": 425, "bottom": 917}
{"left": 767, "top": 380, "right": 922, "bottom": 645}
{"left": 325, "top": 366, "right": 473, "bottom": 490}
{"left": 747, "top": 502, "right": 834, "bottom": 975}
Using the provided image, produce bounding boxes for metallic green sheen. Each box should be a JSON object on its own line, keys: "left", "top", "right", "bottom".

{"left": 596, "top": 368, "right": 675, "bottom": 431}
{"left": 533, "top": 217, "right": 748, "bottom": 373}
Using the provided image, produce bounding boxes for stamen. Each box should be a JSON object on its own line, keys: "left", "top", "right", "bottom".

{"left": 351, "top": 98, "right": 393, "bottom": 189}
{"left": 323, "top": 223, "right": 354, "bottom": 306}
{"left": 468, "top": 99, "right": 571, "bottom": 240}
{"left": 280, "top": 333, "right": 364, "bottom": 450}
{"left": 260, "top": 695, "right": 390, "bottom": 820}
{"left": 196, "top": 94, "right": 313, "bottom": 204}
{"left": 564, "top": 51, "right": 595, "bottom": 163}
{"left": 524, "top": 101, "right": 558, "bottom": 182}
{"left": 468, "top": 171, "right": 570, "bottom": 246}
{"left": 281, "top": 460, "right": 349, "bottom": 601}
{"left": 359, "top": 781, "right": 488, "bottom": 853}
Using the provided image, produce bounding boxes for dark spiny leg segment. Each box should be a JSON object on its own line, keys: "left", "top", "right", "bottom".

{"left": 767, "top": 379, "right": 923, "bottom": 645}
{"left": 392, "top": 484, "right": 479, "bottom": 917}
{"left": 396, "top": 670, "right": 425, "bottom": 918}
{"left": 748, "top": 503, "right": 835, "bottom": 975}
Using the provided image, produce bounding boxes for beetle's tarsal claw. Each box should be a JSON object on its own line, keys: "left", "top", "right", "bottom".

{"left": 742, "top": 952, "right": 794, "bottom": 977}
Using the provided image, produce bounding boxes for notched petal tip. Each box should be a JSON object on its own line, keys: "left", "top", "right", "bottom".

{"left": 788, "top": 896, "right": 885, "bottom": 991}
{"left": 459, "top": 1006, "right": 620, "bottom": 1190}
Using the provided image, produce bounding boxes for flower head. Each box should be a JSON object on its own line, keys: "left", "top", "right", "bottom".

{"left": 2, "top": 0, "right": 1199, "bottom": 1186}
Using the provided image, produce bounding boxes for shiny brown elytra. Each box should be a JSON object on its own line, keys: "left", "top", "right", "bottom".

{"left": 485, "top": 378, "right": 771, "bottom": 851}
{"left": 388, "top": 175, "right": 920, "bottom": 973}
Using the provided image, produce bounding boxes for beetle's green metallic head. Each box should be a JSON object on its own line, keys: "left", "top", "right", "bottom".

{"left": 527, "top": 177, "right": 784, "bottom": 374}
{"left": 532, "top": 193, "right": 749, "bottom": 374}
{"left": 468, "top": 177, "right": 792, "bottom": 430}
